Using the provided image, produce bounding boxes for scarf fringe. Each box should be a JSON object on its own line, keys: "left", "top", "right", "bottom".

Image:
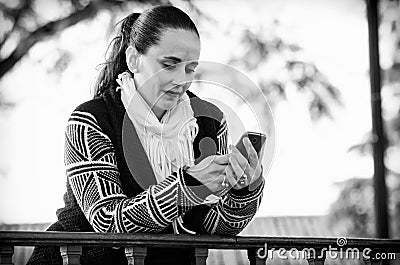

{"left": 117, "top": 72, "right": 200, "bottom": 235}
{"left": 117, "top": 71, "right": 199, "bottom": 182}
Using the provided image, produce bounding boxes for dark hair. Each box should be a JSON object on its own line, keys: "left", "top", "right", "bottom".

{"left": 94, "top": 6, "right": 200, "bottom": 97}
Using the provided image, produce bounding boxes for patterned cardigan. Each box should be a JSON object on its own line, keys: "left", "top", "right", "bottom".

{"left": 27, "top": 88, "right": 265, "bottom": 265}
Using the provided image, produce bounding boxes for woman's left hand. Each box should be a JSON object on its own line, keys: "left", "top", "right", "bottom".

{"left": 225, "top": 137, "right": 263, "bottom": 191}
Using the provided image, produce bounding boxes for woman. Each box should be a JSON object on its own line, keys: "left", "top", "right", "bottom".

{"left": 27, "top": 5, "right": 265, "bottom": 265}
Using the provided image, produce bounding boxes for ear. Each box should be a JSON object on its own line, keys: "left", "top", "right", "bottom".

{"left": 126, "top": 45, "right": 140, "bottom": 73}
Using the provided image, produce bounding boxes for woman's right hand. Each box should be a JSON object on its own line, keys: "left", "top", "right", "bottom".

{"left": 185, "top": 154, "right": 236, "bottom": 193}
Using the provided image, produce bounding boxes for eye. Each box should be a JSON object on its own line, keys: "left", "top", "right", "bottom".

{"left": 162, "top": 63, "right": 176, "bottom": 70}
{"left": 186, "top": 68, "right": 196, "bottom": 74}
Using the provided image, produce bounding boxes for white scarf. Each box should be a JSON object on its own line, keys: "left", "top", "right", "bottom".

{"left": 116, "top": 72, "right": 220, "bottom": 234}
{"left": 116, "top": 72, "right": 199, "bottom": 234}
{"left": 116, "top": 72, "right": 199, "bottom": 183}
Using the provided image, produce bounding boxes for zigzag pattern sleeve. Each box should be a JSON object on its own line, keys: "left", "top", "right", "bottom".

{"left": 65, "top": 111, "right": 205, "bottom": 233}
{"left": 203, "top": 114, "right": 265, "bottom": 235}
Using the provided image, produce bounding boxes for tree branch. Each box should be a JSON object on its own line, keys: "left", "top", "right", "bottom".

{"left": 0, "top": 0, "right": 33, "bottom": 51}
{"left": 0, "top": 1, "right": 101, "bottom": 79}
{"left": 0, "top": 0, "right": 191, "bottom": 79}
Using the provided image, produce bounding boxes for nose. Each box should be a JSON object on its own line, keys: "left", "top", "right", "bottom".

{"left": 171, "top": 66, "right": 192, "bottom": 89}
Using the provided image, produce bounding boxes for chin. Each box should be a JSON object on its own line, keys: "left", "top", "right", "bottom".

{"left": 160, "top": 97, "right": 180, "bottom": 110}
{"left": 161, "top": 102, "right": 177, "bottom": 111}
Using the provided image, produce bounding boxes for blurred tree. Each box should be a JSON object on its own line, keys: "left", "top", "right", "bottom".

{"left": 0, "top": 0, "right": 189, "bottom": 79}
{"left": 328, "top": 0, "right": 400, "bottom": 238}
{"left": 329, "top": 178, "right": 375, "bottom": 237}
{"left": 224, "top": 21, "right": 342, "bottom": 121}
{"left": 328, "top": 176, "right": 400, "bottom": 238}
{"left": 0, "top": 0, "right": 342, "bottom": 117}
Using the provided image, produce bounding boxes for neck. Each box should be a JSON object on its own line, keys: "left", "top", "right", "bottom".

{"left": 133, "top": 78, "right": 166, "bottom": 121}
{"left": 152, "top": 106, "right": 166, "bottom": 121}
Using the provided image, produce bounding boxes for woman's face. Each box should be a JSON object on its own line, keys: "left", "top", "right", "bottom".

{"left": 131, "top": 28, "right": 201, "bottom": 119}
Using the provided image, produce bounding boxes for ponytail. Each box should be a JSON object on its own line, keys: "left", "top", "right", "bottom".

{"left": 93, "top": 13, "right": 140, "bottom": 98}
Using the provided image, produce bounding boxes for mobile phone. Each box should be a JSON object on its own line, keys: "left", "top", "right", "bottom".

{"left": 235, "top": 131, "right": 267, "bottom": 160}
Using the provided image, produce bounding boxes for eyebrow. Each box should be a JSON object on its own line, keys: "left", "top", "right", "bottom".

{"left": 163, "top": 56, "right": 182, "bottom": 62}
{"left": 162, "top": 56, "right": 198, "bottom": 66}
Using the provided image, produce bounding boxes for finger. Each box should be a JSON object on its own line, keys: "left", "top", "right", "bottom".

{"left": 242, "top": 138, "right": 261, "bottom": 179}
{"left": 188, "top": 156, "right": 228, "bottom": 174}
{"left": 247, "top": 169, "right": 260, "bottom": 184}
{"left": 246, "top": 161, "right": 263, "bottom": 185}
{"left": 224, "top": 165, "right": 237, "bottom": 187}
{"left": 243, "top": 137, "right": 259, "bottom": 167}
{"left": 231, "top": 145, "right": 254, "bottom": 179}
{"left": 229, "top": 155, "right": 245, "bottom": 178}
{"left": 216, "top": 164, "right": 231, "bottom": 176}
{"left": 231, "top": 145, "right": 250, "bottom": 170}
{"left": 249, "top": 170, "right": 264, "bottom": 191}
{"left": 212, "top": 153, "right": 231, "bottom": 165}
{"left": 233, "top": 172, "right": 251, "bottom": 190}
{"left": 202, "top": 164, "right": 229, "bottom": 187}
{"left": 259, "top": 141, "right": 266, "bottom": 161}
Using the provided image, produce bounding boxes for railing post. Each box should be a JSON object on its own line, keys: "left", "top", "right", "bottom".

{"left": 192, "top": 247, "right": 208, "bottom": 265}
{"left": 247, "top": 247, "right": 266, "bottom": 265}
{"left": 125, "top": 246, "right": 147, "bottom": 265}
{"left": 60, "top": 245, "right": 82, "bottom": 265}
{"left": 0, "top": 246, "right": 14, "bottom": 265}
{"left": 306, "top": 248, "right": 326, "bottom": 265}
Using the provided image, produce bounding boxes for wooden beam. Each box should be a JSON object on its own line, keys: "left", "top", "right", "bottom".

{"left": 0, "top": 246, "right": 14, "bottom": 265}
{"left": 1, "top": 231, "right": 400, "bottom": 251}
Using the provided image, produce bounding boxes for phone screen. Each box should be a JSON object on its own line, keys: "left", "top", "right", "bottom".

{"left": 235, "top": 132, "right": 267, "bottom": 159}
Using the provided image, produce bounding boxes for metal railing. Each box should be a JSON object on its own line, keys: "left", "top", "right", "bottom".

{"left": 0, "top": 231, "right": 399, "bottom": 265}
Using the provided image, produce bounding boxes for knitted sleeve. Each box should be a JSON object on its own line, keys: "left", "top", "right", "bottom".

{"left": 65, "top": 111, "right": 209, "bottom": 233}
{"left": 202, "top": 115, "right": 265, "bottom": 235}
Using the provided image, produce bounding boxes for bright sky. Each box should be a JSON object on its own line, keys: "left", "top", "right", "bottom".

{"left": 0, "top": 0, "right": 377, "bottom": 223}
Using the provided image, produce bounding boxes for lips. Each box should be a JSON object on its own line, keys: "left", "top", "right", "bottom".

{"left": 164, "top": 90, "right": 182, "bottom": 97}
